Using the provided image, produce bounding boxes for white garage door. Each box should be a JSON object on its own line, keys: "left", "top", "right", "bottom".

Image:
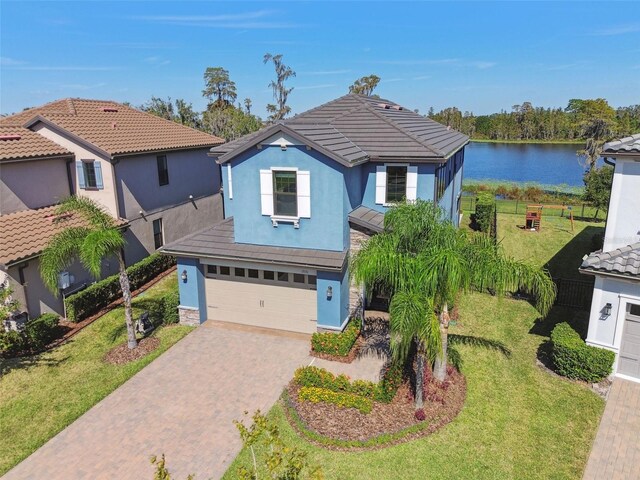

{"left": 205, "top": 270, "right": 317, "bottom": 334}
{"left": 618, "top": 303, "right": 640, "bottom": 380}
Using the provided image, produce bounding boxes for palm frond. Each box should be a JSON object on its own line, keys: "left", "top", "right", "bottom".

{"left": 80, "top": 228, "right": 126, "bottom": 278}
{"left": 55, "top": 196, "right": 116, "bottom": 230}
{"left": 39, "top": 227, "right": 91, "bottom": 293}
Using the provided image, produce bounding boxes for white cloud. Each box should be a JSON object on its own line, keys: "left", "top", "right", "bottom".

{"left": 9, "top": 65, "right": 120, "bottom": 71}
{"left": 0, "top": 57, "right": 26, "bottom": 66}
{"left": 133, "top": 10, "right": 297, "bottom": 29}
{"left": 143, "top": 56, "right": 171, "bottom": 67}
{"left": 372, "top": 58, "right": 495, "bottom": 69}
{"left": 412, "top": 75, "right": 432, "bottom": 80}
{"left": 380, "top": 78, "right": 404, "bottom": 83}
{"left": 60, "top": 82, "right": 107, "bottom": 90}
{"left": 592, "top": 24, "right": 640, "bottom": 36}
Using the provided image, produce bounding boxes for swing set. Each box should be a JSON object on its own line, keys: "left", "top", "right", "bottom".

{"left": 525, "top": 204, "right": 574, "bottom": 232}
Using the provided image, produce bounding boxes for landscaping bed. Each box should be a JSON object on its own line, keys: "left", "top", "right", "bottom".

{"left": 310, "top": 318, "right": 361, "bottom": 363}
{"left": 103, "top": 336, "right": 161, "bottom": 365}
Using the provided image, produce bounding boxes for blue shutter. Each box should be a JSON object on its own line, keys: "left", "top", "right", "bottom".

{"left": 94, "top": 162, "right": 104, "bottom": 189}
{"left": 76, "top": 161, "right": 86, "bottom": 189}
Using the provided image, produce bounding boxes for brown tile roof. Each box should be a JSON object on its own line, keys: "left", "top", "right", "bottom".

{"left": 0, "top": 126, "right": 72, "bottom": 161}
{"left": 0, "top": 205, "right": 127, "bottom": 266}
{"left": 0, "top": 98, "right": 224, "bottom": 157}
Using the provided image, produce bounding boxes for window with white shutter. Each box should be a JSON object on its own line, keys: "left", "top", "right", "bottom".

{"left": 375, "top": 166, "right": 386, "bottom": 204}
{"left": 297, "top": 170, "right": 311, "bottom": 218}
{"left": 259, "top": 169, "right": 274, "bottom": 215}
{"left": 406, "top": 166, "right": 418, "bottom": 202}
{"left": 226, "top": 165, "right": 233, "bottom": 199}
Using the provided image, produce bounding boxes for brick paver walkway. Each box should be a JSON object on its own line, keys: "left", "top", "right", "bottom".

{"left": 583, "top": 379, "right": 640, "bottom": 480}
{"left": 4, "top": 324, "right": 311, "bottom": 480}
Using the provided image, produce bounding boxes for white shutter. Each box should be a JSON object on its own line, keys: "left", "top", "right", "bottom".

{"left": 406, "top": 166, "right": 418, "bottom": 202}
{"left": 259, "top": 169, "right": 273, "bottom": 215}
{"left": 297, "top": 170, "right": 311, "bottom": 218}
{"left": 375, "top": 166, "right": 386, "bottom": 204}
{"left": 226, "top": 165, "right": 233, "bottom": 199}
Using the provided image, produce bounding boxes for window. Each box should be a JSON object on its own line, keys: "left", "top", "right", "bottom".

{"left": 207, "top": 265, "right": 217, "bottom": 275}
{"left": 308, "top": 275, "right": 317, "bottom": 286}
{"left": 277, "top": 272, "right": 289, "bottom": 282}
{"left": 85, "top": 162, "right": 98, "bottom": 188}
{"left": 152, "top": 218, "right": 164, "bottom": 249}
{"left": 76, "top": 160, "right": 103, "bottom": 190}
{"left": 293, "top": 273, "right": 305, "bottom": 284}
{"left": 219, "top": 266, "right": 230, "bottom": 276}
{"left": 248, "top": 269, "right": 259, "bottom": 279}
{"left": 385, "top": 166, "right": 407, "bottom": 203}
{"left": 435, "top": 163, "right": 447, "bottom": 202}
{"left": 273, "top": 170, "right": 297, "bottom": 217}
{"left": 263, "top": 270, "right": 275, "bottom": 281}
{"left": 235, "top": 268, "right": 245, "bottom": 277}
{"left": 157, "top": 155, "right": 169, "bottom": 186}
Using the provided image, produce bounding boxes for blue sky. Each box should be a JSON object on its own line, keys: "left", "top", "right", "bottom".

{"left": 1, "top": 1, "right": 639, "bottom": 117}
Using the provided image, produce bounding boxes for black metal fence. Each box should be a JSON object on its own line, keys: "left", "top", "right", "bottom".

{"left": 553, "top": 277, "right": 594, "bottom": 310}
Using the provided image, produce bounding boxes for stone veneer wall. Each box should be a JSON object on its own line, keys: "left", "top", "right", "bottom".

{"left": 178, "top": 307, "right": 201, "bottom": 327}
{"left": 349, "top": 227, "right": 371, "bottom": 318}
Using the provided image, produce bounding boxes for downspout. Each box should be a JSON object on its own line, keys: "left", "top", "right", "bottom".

{"left": 65, "top": 158, "right": 75, "bottom": 195}
{"left": 109, "top": 157, "right": 123, "bottom": 219}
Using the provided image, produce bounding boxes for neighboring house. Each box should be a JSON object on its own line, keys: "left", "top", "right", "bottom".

{"left": 0, "top": 99, "right": 225, "bottom": 319}
{"left": 162, "top": 94, "right": 468, "bottom": 334}
{"left": 580, "top": 133, "right": 640, "bottom": 383}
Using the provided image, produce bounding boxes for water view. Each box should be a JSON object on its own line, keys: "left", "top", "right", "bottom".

{"left": 464, "top": 141, "right": 599, "bottom": 187}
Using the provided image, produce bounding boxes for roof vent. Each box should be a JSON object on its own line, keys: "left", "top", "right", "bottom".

{"left": 112, "top": 122, "right": 117, "bottom": 129}
{"left": 378, "top": 103, "right": 391, "bottom": 109}
{"left": 102, "top": 107, "right": 118, "bottom": 113}
{"left": 447, "top": 125, "right": 452, "bottom": 131}
{"left": 0, "top": 134, "right": 21, "bottom": 141}
{"left": 392, "top": 105, "right": 403, "bottom": 111}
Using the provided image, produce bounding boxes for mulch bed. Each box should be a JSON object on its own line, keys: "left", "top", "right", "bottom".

{"left": 46, "top": 266, "right": 176, "bottom": 351}
{"left": 103, "top": 336, "right": 160, "bottom": 365}
{"left": 285, "top": 368, "right": 466, "bottom": 450}
{"left": 309, "top": 336, "right": 364, "bottom": 364}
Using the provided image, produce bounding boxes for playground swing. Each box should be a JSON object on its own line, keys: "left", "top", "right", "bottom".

{"left": 525, "top": 204, "right": 574, "bottom": 232}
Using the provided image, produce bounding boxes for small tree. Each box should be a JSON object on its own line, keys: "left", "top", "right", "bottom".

{"left": 349, "top": 74, "right": 381, "bottom": 96}
{"left": 263, "top": 53, "right": 296, "bottom": 122}
{"left": 40, "top": 196, "right": 138, "bottom": 349}
{"left": 203, "top": 67, "right": 238, "bottom": 107}
{"left": 582, "top": 165, "right": 613, "bottom": 220}
{"left": 0, "top": 282, "right": 20, "bottom": 321}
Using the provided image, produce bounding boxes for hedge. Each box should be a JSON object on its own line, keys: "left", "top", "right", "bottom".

{"left": 311, "top": 318, "right": 360, "bottom": 356}
{"left": 294, "top": 363, "right": 403, "bottom": 405}
{"left": 64, "top": 254, "right": 175, "bottom": 322}
{"left": 298, "top": 386, "right": 372, "bottom": 414}
{"left": 550, "top": 322, "right": 615, "bottom": 383}
{"left": 475, "top": 192, "right": 496, "bottom": 233}
{"left": 0, "top": 313, "right": 60, "bottom": 357}
{"left": 161, "top": 290, "right": 180, "bottom": 325}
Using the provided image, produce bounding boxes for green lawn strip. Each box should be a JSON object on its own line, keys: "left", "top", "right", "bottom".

{"left": 496, "top": 212, "right": 604, "bottom": 280}
{"left": 0, "top": 273, "right": 192, "bottom": 475}
{"left": 223, "top": 293, "right": 603, "bottom": 480}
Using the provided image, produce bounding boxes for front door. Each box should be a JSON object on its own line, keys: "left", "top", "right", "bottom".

{"left": 618, "top": 303, "right": 640, "bottom": 379}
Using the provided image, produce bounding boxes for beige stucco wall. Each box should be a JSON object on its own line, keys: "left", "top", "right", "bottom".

{"left": 0, "top": 158, "right": 71, "bottom": 214}
{"left": 32, "top": 123, "right": 120, "bottom": 218}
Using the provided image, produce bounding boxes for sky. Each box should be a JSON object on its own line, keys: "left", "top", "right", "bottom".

{"left": 1, "top": 1, "right": 639, "bottom": 118}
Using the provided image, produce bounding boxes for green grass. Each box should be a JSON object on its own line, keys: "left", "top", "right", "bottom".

{"left": 496, "top": 213, "right": 604, "bottom": 280}
{"left": 223, "top": 293, "right": 604, "bottom": 480}
{"left": 461, "top": 197, "right": 605, "bottom": 221}
{"left": 0, "top": 273, "right": 193, "bottom": 475}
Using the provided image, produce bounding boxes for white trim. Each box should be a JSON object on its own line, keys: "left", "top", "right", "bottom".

{"left": 259, "top": 169, "right": 274, "bottom": 215}
{"left": 226, "top": 165, "right": 233, "bottom": 199}
{"left": 375, "top": 165, "right": 386, "bottom": 204}
{"left": 586, "top": 339, "right": 618, "bottom": 351}
{"left": 406, "top": 165, "right": 418, "bottom": 202}
{"left": 271, "top": 215, "right": 300, "bottom": 228}
{"left": 615, "top": 372, "right": 640, "bottom": 384}
{"left": 199, "top": 258, "right": 317, "bottom": 275}
{"left": 178, "top": 305, "right": 199, "bottom": 311}
{"left": 317, "top": 315, "right": 351, "bottom": 332}
{"left": 270, "top": 166, "right": 298, "bottom": 172}
{"left": 297, "top": 170, "right": 311, "bottom": 219}
{"left": 613, "top": 294, "right": 640, "bottom": 355}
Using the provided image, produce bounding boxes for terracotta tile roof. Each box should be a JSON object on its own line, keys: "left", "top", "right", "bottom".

{"left": 0, "top": 98, "right": 224, "bottom": 156}
{"left": 0, "top": 205, "right": 127, "bottom": 266}
{"left": 0, "top": 126, "right": 72, "bottom": 161}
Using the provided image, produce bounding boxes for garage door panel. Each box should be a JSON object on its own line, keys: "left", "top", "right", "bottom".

{"left": 205, "top": 278, "right": 317, "bottom": 334}
{"left": 619, "top": 316, "right": 640, "bottom": 379}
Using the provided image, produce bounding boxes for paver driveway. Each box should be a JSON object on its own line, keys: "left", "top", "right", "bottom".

{"left": 4, "top": 323, "right": 311, "bottom": 480}
{"left": 583, "top": 379, "right": 640, "bottom": 480}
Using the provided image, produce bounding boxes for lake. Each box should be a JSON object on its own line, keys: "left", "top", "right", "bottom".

{"left": 464, "top": 142, "right": 598, "bottom": 187}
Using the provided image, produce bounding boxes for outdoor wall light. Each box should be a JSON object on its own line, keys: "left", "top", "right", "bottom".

{"left": 326, "top": 286, "right": 333, "bottom": 299}
{"left": 181, "top": 270, "right": 188, "bottom": 282}
{"left": 603, "top": 303, "right": 612, "bottom": 317}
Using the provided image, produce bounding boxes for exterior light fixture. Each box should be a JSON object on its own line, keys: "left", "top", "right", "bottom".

{"left": 181, "top": 270, "right": 188, "bottom": 282}
{"left": 326, "top": 286, "right": 333, "bottom": 299}
{"left": 603, "top": 303, "right": 612, "bottom": 317}
{"left": 280, "top": 144, "right": 287, "bottom": 151}
{"left": 189, "top": 195, "right": 194, "bottom": 200}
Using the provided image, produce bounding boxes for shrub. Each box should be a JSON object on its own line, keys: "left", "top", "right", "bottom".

{"left": 161, "top": 290, "right": 180, "bottom": 325}
{"left": 474, "top": 192, "right": 496, "bottom": 233}
{"left": 311, "top": 318, "right": 360, "bottom": 356}
{"left": 414, "top": 409, "right": 426, "bottom": 421}
{"left": 298, "top": 386, "right": 373, "bottom": 414}
{"left": 294, "top": 364, "right": 403, "bottom": 405}
{"left": 65, "top": 254, "right": 175, "bottom": 322}
{"left": 551, "top": 322, "right": 615, "bottom": 382}
{"left": 0, "top": 330, "right": 25, "bottom": 357}
{"left": 24, "top": 313, "right": 60, "bottom": 350}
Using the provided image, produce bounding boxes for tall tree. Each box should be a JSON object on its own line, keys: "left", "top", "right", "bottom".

{"left": 263, "top": 53, "right": 296, "bottom": 122}
{"left": 141, "top": 96, "right": 175, "bottom": 121}
{"left": 202, "top": 67, "right": 238, "bottom": 107}
{"left": 40, "top": 197, "right": 138, "bottom": 349}
{"left": 566, "top": 98, "right": 616, "bottom": 171}
{"left": 243, "top": 98, "right": 252, "bottom": 115}
{"left": 203, "top": 104, "right": 262, "bottom": 141}
{"left": 140, "top": 97, "right": 202, "bottom": 130}
{"left": 582, "top": 165, "right": 614, "bottom": 220}
{"left": 352, "top": 201, "right": 556, "bottom": 386}
{"left": 174, "top": 99, "right": 201, "bottom": 129}
{"left": 349, "top": 74, "right": 381, "bottom": 96}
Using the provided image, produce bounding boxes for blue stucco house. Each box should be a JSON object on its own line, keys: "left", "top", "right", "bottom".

{"left": 162, "top": 94, "right": 468, "bottom": 334}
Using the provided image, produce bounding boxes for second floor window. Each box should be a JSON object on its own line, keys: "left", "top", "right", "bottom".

{"left": 77, "top": 160, "right": 103, "bottom": 190}
{"left": 153, "top": 218, "right": 164, "bottom": 249}
{"left": 273, "top": 170, "right": 297, "bottom": 217}
{"left": 386, "top": 166, "right": 407, "bottom": 203}
{"left": 157, "top": 155, "right": 169, "bottom": 186}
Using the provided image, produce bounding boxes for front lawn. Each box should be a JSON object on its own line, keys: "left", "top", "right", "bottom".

{"left": 224, "top": 293, "right": 604, "bottom": 480}
{"left": 0, "top": 273, "right": 192, "bottom": 475}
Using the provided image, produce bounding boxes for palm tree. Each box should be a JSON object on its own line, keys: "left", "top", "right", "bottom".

{"left": 40, "top": 196, "right": 138, "bottom": 349}
{"left": 352, "top": 201, "right": 556, "bottom": 386}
